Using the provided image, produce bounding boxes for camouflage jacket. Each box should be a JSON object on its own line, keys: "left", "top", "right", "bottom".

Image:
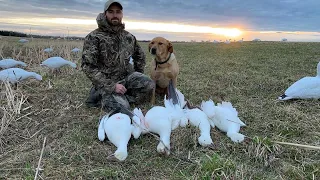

{"left": 81, "top": 13, "right": 146, "bottom": 94}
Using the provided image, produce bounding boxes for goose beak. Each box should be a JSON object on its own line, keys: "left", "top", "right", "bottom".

{"left": 107, "top": 153, "right": 119, "bottom": 162}
{"left": 159, "top": 149, "right": 171, "bottom": 156}
{"left": 208, "top": 143, "right": 217, "bottom": 150}
{"left": 165, "top": 149, "right": 170, "bottom": 156}
{"left": 278, "top": 94, "right": 286, "bottom": 100}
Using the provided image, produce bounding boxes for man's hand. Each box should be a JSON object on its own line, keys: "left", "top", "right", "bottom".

{"left": 115, "top": 84, "right": 127, "bottom": 94}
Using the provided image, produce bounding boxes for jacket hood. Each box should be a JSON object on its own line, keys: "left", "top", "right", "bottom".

{"left": 96, "top": 13, "right": 125, "bottom": 33}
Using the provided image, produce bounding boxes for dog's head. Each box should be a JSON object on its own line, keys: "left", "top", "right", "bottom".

{"left": 148, "top": 37, "right": 173, "bottom": 61}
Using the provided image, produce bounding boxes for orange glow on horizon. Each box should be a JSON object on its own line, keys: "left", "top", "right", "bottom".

{"left": 0, "top": 17, "right": 242, "bottom": 37}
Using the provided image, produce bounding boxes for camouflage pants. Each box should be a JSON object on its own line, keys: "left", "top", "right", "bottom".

{"left": 86, "top": 72, "right": 154, "bottom": 115}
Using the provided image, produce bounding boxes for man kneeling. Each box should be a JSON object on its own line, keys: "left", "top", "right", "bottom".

{"left": 81, "top": 0, "right": 154, "bottom": 114}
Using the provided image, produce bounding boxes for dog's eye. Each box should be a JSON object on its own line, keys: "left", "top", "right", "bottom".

{"left": 151, "top": 42, "right": 154, "bottom": 44}
{"left": 159, "top": 42, "right": 163, "bottom": 45}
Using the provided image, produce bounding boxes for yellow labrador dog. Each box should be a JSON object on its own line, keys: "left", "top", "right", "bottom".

{"left": 149, "top": 37, "right": 179, "bottom": 104}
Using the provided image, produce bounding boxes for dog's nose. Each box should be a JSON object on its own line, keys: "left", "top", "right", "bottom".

{"left": 151, "top": 48, "right": 157, "bottom": 55}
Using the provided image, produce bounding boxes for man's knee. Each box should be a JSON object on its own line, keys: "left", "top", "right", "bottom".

{"left": 127, "top": 72, "right": 155, "bottom": 90}
{"left": 134, "top": 81, "right": 155, "bottom": 104}
{"left": 146, "top": 80, "right": 155, "bottom": 92}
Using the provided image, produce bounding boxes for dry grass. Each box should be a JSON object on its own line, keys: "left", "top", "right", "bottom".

{"left": 0, "top": 81, "right": 32, "bottom": 152}
{"left": 0, "top": 36, "right": 319, "bottom": 179}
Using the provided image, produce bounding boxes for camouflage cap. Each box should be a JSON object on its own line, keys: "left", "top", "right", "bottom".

{"left": 104, "top": 0, "right": 123, "bottom": 11}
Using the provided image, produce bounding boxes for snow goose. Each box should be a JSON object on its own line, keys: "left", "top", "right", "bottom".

{"left": 134, "top": 97, "right": 185, "bottom": 156}
{"left": 41, "top": 57, "right": 76, "bottom": 69}
{"left": 0, "top": 68, "right": 42, "bottom": 83}
{"left": 278, "top": 61, "right": 320, "bottom": 100}
{"left": 175, "top": 89, "right": 213, "bottom": 146}
{"left": 184, "top": 107, "right": 214, "bottom": 146}
{"left": 18, "top": 39, "right": 28, "bottom": 43}
{"left": 43, "top": 48, "right": 53, "bottom": 53}
{"left": 224, "top": 39, "right": 231, "bottom": 44}
{"left": 71, "top": 48, "right": 81, "bottom": 53}
{"left": 135, "top": 106, "right": 172, "bottom": 155}
{"left": 97, "top": 111, "right": 141, "bottom": 161}
{"left": 0, "top": 59, "right": 27, "bottom": 69}
{"left": 201, "top": 100, "right": 246, "bottom": 143}
{"left": 213, "top": 40, "right": 219, "bottom": 44}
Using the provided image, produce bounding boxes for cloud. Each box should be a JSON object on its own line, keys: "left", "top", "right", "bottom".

{"left": 0, "top": 0, "right": 319, "bottom": 35}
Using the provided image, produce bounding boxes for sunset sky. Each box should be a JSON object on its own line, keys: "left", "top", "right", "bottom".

{"left": 0, "top": 0, "right": 319, "bottom": 42}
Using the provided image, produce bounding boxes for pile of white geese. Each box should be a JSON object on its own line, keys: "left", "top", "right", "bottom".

{"left": 98, "top": 81, "right": 247, "bottom": 162}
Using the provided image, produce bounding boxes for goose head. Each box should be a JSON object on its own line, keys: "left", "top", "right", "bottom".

{"left": 32, "top": 72, "right": 42, "bottom": 81}
{"left": 131, "top": 115, "right": 142, "bottom": 139}
{"left": 133, "top": 108, "right": 148, "bottom": 133}
{"left": 114, "top": 150, "right": 128, "bottom": 161}
{"left": 20, "top": 62, "right": 27, "bottom": 67}
{"left": 68, "top": 61, "right": 77, "bottom": 69}
{"left": 198, "top": 134, "right": 213, "bottom": 147}
{"left": 157, "top": 140, "right": 170, "bottom": 156}
{"left": 108, "top": 150, "right": 128, "bottom": 161}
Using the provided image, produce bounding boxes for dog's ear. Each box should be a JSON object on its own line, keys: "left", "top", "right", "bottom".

{"left": 168, "top": 41, "right": 173, "bottom": 53}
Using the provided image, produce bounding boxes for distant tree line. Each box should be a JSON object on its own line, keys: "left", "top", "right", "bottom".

{"left": 0, "top": 30, "right": 27, "bottom": 37}
{"left": 0, "top": 30, "right": 84, "bottom": 40}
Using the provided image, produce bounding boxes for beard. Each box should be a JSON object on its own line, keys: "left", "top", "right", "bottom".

{"left": 104, "top": 16, "right": 125, "bottom": 32}
{"left": 107, "top": 18, "right": 124, "bottom": 32}
{"left": 107, "top": 18, "right": 122, "bottom": 26}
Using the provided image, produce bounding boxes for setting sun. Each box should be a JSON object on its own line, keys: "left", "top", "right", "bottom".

{"left": 126, "top": 21, "right": 242, "bottom": 37}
